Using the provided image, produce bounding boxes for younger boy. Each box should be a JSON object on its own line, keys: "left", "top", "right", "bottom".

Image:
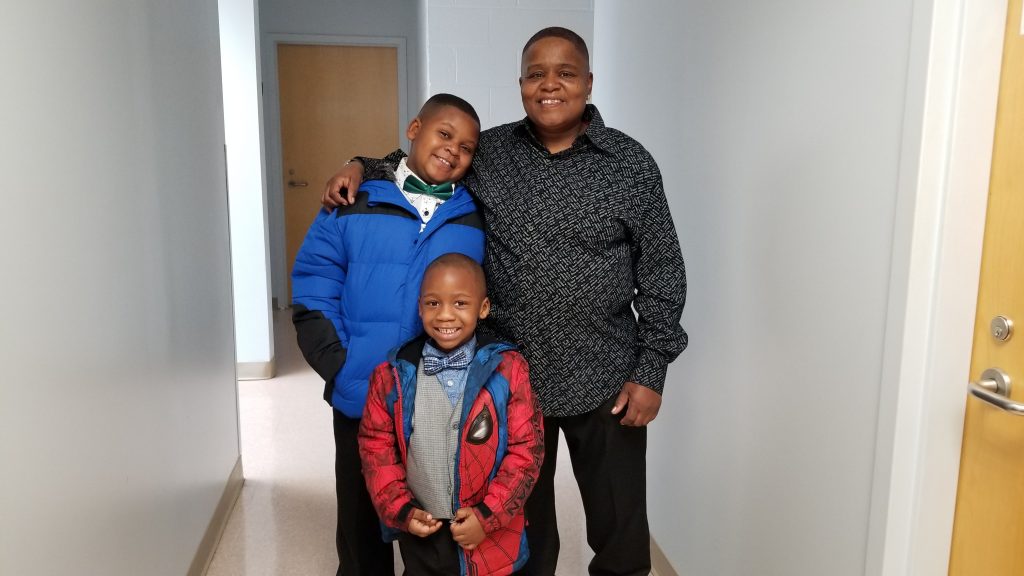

{"left": 291, "top": 94, "right": 485, "bottom": 576}
{"left": 359, "top": 254, "right": 544, "bottom": 576}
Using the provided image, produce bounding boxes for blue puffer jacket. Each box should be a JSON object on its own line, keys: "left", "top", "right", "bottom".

{"left": 291, "top": 179, "right": 485, "bottom": 417}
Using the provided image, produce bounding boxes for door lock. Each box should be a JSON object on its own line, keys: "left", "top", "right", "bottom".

{"left": 991, "top": 315, "right": 1014, "bottom": 342}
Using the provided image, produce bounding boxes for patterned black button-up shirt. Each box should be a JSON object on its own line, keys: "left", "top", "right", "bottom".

{"left": 365, "top": 105, "right": 687, "bottom": 417}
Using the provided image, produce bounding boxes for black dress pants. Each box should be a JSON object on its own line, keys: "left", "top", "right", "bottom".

{"left": 334, "top": 410, "right": 395, "bottom": 576}
{"left": 522, "top": 394, "right": 650, "bottom": 576}
{"left": 397, "top": 528, "right": 460, "bottom": 576}
{"left": 398, "top": 528, "right": 527, "bottom": 576}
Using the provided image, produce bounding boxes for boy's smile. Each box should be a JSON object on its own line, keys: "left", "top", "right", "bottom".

{"left": 419, "top": 262, "right": 490, "bottom": 352}
{"left": 426, "top": 153, "right": 456, "bottom": 179}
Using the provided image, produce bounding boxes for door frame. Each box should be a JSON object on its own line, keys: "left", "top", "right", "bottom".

{"left": 261, "top": 33, "right": 410, "bottom": 307}
{"left": 867, "top": 0, "right": 1009, "bottom": 574}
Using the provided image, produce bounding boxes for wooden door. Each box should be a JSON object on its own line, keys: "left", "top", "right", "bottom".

{"left": 948, "top": 0, "right": 1024, "bottom": 573}
{"left": 278, "top": 44, "right": 399, "bottom": 300}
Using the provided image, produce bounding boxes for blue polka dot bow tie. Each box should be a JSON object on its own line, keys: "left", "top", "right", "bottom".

{"left": 402, "top": 175, "right": 454, "bottom": 200}
{"left": 423, "top": 349, "right": 471, "bottom": 375}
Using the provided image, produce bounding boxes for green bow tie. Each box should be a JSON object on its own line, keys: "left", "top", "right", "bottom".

{"left": 403, "top": 175, "right": 454, "bottom": 200}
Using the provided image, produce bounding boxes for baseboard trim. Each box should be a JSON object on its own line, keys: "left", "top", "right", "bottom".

{"left": 237, "top": 358, "right": 276, "bottom": 380}
{"left": 651, "top": 536, "right": 678, "bottom": 576}
{"left": 188, "top": 457, "right": 244, "bottom": 576}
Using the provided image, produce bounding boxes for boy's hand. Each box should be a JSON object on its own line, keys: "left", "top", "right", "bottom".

{"left": 450, "top": 507, "right": 486, "bottom": 550}
{"left": 322, "top": 160, "right": 364, "bottom": 208}
{"left": 610, "top": 381, "right": 662, "bottom": 427}
{"left": 407, "top": 508, "right": 443, "bottom": 537}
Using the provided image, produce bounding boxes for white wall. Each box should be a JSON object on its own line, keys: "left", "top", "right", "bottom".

{"left": 0, "top": 1, "right": 240, "bottom": 574}
{"left": 594, "top": 1, "right": 918, "bottom": 574}
{"left": 221, "top": 0, "right": 275, "bottom": 374}
{"left": 425, "top": 0, "right": 594, "bottom": 128}
{"left": 259, "top": 0, "right": 427, "bottom": 304}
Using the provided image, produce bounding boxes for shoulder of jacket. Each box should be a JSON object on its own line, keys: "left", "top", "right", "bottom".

{"left": 335, "top": 184, "right": 419, "bottom": 221}
{"left": 444, "top": 206, "right": 483, "bottom": 231}
{"left": 497, "top": 347, "right": 524, "bottom": 361}
{"left": 332, "top": 190, "right": 371, "bottom": 217}
{"left": 370, "top": 361, "right": 395, "bottom": 387}
{"left": 495, "top": 349, "right": 528, "bottom": 377}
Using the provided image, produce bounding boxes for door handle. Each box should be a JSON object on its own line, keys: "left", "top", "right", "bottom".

{"left": 968, "top": 368, "right": 1024, "bottom": 415}
{"left": 288, "top": 180, "right": 309, "bottom": 187}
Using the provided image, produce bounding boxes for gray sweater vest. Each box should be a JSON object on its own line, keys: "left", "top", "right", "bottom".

{"left": 406, "top": 360, "right": 464, "bottom": 520}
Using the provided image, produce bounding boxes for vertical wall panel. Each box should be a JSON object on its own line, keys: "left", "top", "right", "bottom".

{"left": 221, "top": 0, "right": 275, "bottom": 372}
{"left": 0, "top": 1, "right": 239, "bottom": 574}
{"left": 594, "top": 1, "right": 916, "bottom": 574}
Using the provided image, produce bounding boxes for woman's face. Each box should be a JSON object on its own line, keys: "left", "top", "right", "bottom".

{"left": 519, "top": 36, "right": 593, "bottom": 136}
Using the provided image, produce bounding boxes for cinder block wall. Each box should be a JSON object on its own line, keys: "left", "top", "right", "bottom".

{"left": 425, "top": 0, "right": 594, "bottom": 128}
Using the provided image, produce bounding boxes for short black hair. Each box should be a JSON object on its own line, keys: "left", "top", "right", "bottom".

{"left": 423, "top": 253, "right": 487, "bottom": 296}
{"left": 419, "top": 93, "right": 480, "bottom": 127}
{"left": 522, "top": 27, "right": 590, "bottom": 69}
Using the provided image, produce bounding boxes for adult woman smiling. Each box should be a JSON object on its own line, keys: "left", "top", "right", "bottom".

{"left": 324, "top": 28, "right": 688, "bottom": 576}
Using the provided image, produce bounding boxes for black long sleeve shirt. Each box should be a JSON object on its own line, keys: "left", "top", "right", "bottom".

{"left": 364, "top": 105, "right": 687, "bottom": 417}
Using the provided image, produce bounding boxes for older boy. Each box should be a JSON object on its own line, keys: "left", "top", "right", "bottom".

{"left": 359, "top": 254, "right": 544, "bottom": 576}
{"left": 291, "top": 94, "right": 485, "bottom": 576}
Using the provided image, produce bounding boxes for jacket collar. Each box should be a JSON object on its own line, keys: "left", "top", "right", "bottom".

{"left": 392, "top": 331, "right": 512, "bottom": 367}
{"left": 360, "top": 179, "right": 476, "bottom": 219}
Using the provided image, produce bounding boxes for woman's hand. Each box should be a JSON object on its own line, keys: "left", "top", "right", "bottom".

{"left": 322, "top": 160, "right": 364, "bottom": 208}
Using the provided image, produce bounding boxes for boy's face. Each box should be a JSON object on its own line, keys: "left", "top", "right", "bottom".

{"left": 405, "top": 106, "right": 479, "bottom": 184}
{"left": 419, "top": 264, "right": 490, "bottom": 352}
{"left": 519, "top": 36, "right": 592, "bottom": 135}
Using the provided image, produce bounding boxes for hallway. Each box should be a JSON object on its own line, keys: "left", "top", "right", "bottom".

{"left": 206, "top": 311, "right": 590, "bottom": 575}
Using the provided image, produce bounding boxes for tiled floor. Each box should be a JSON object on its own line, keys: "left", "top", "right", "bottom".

{"left": 207, "top": 311, "right": 590, "bottom": 575}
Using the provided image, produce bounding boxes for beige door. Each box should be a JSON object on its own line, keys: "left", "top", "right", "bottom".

{"left": 278, "top": 44, "right": 399, "bottom": 300}
{"left": 948, "top": 0, "right": 1024, "bottom": 573}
